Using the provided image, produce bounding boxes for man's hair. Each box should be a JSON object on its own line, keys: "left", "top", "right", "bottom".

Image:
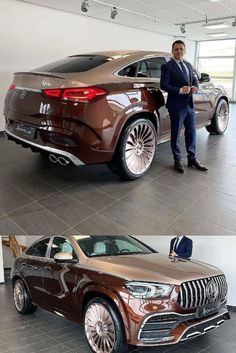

{"left": 172, "top": 40, "right": 185, "bottom": 50}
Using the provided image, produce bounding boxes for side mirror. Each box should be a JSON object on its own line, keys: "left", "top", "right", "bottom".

{"left": 54, "top": 252, "right": 77, "bottom": 263}
{"left": 200, "top": 72, "right": 210, "bottom": 83}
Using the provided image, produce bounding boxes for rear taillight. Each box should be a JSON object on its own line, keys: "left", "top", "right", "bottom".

{"left": 9, "top": 84, "right": 15, "bottom": 91}
{"left": 42, "top": 87, "right": 107, "bottom": 102}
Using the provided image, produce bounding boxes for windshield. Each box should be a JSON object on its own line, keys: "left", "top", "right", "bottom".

{"left": 73, "top": 235, "right": 156, "bottom": 257}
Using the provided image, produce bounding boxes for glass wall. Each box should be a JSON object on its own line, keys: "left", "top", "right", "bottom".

{"left": 197, "top": 39, "right": 236, "bottom": 100}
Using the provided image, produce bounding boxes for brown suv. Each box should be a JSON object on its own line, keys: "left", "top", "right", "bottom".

{"left": 11, "top": 235, "right": 230, "bottom": 353}
{"left": 4, "top": 51, "right": 229, "bottom": 179}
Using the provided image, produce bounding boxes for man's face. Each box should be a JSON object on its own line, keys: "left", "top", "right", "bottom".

{"left": 172, "top": 43, "right": 186, "bottom": 61}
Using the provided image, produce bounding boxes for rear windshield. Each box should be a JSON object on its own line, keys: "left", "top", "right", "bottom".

{"left": 33, "top": 55, "right": 112, "bottom": 73}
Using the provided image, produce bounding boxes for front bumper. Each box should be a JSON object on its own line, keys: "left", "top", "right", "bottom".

{"left": 137, "top": 307, "right": 230, "bottom": 346}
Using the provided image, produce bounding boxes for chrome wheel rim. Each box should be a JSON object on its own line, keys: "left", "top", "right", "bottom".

{"left": 13, "top": 282, "right": 25, "bottom": 312}
{"left": 217, "top": 102, "right": 229, "bottom": 132}
{"left": 85, "top": 303, "right": 116, "bottom": 353}
{"left": 125, "top": 122, "right": 156, "bottom": 175}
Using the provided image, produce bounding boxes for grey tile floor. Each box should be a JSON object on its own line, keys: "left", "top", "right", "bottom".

{"left": 0, "top": 104, "right": 236, "bottom": 235}
{"left": 0, "top": 274, "right": 235, "bottom": 353}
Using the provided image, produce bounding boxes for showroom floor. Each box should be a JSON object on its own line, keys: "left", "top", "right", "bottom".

{"left": 0, "top": 274, "right": 235, "bottom": 353}
{"left": 0, "top": 104, "right": 235, "bottom": 235}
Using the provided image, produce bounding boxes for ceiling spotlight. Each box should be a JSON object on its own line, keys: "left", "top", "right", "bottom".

{"left": 232, "top": 17, "right": 236, "bottom": 27}
{"left": 81, "top": 0, "right": 89, "bottom": 12}
{"left": 180, "top": 24, "right": 186, "bottom": 33}
{"left": 111, "top": 7, "right": 118, "bottom": 20}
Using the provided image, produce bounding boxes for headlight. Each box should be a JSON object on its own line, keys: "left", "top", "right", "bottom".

{"left": 124, "top": 281, "right": 174, "bottom": 299}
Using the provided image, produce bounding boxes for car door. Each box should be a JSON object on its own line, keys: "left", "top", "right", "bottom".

{"left": 42, "top": 236, "right": 79, "bottom": 318}
{"left": 23, "top": 237, "right": 51, "bottom": 303}
{"left": 192, "top": 69, "right": 213, "bottom": 126}
{"left": 144, "top": 56, "right": 171, "bottom": 138}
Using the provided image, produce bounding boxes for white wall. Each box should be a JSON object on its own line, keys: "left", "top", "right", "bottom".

{"left": 0, "top": 237, "right": 4, "bottom": 283}
{"left": 137, "top": 236, "right": 236, "bottom": 307}
{"left": 0, "top": 0, "right": 196, "bottom": 131}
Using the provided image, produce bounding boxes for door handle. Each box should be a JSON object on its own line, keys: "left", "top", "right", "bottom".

{"left": 44, "top": 266, "right": 51, "bottom": 271}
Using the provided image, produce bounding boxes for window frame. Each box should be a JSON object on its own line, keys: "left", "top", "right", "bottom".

{"left": 115, "top": 55, "right": 169, "bottom": 80}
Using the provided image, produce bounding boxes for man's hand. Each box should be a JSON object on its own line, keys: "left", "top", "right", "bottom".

{"left": 182, "top": 86, "right": 191, "bottom": 94}
{"left": 191, "top": 86, "right": 198, "bottom": 94}
{"left": 170, "top": 251, "right": 177, "bottom": 256}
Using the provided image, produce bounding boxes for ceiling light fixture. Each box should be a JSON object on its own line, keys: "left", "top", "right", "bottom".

{"left": 180, "top": 24, "right": 186, "bottom": 33}
{"left": 207, "top": 32, "right": 227, "bottom": 37}
{"left": 81, "top": 0, "right": 89, "bottom": 12}
{"left": 110, "top": 7, "right": 118, "bottom": 19}
{"left": 204, "top": 22, "right": 229, "bottom": 29}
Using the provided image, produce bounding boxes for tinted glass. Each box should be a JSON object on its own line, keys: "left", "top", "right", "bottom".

{"left": 74, "top": 235, "right": 156, "bottom": 257}
{"left": 50, "top": 237, "right": 77, "bottom": 259}
{"left": 34, "top": 55, "right": 112, "bottom": 73}
{"left": 25, "top": 238, "right": 50, "bottom": 257}
{"left": 137, "top": 61, "right": 150, "bottom": 78}
{"left": 145, "top": 57, "right": 166, "bottom": 78}
{"left": 118, "top": 62, "right": 139, "bottom": 77}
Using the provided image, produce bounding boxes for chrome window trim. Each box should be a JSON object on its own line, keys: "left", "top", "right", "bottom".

{"left": 113, "top": 55, "right": 170, "bottom": 79}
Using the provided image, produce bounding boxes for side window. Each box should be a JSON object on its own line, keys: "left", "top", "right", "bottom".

{"left": 50, "top": 237, "right": 77, "bottom": 259}
{"left": 137, "top": 61, "right": 151, "bottom": 78}
{"left": 145, "top": 57, "right": 166, "bottom": 79}
{"left": 25, "top": 238, "right": 50, "bottom": 257}
{"left": 118, "top": 62, "right": 139, "bottom": 77}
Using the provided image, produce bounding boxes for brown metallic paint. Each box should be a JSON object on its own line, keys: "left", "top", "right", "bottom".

{"left": 11, "top": 235, "right": 229, "bottom": 347}
{"left": 4, "top": 51, "right": 227, "bottom": 169}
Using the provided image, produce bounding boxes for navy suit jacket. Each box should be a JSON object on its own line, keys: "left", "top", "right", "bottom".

{"left": 160, "top": 58, "right": 198, "bottom": 110}
{"left": 169, "top": 236, "right": 193, "bottom": 259}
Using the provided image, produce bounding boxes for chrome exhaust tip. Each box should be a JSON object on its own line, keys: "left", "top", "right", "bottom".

{"left": 49, "top": 154, "right": 58, "bottom": 164}
{"left": 49, "top": 154, "right": 70, "bottom": 166}
{"left": 58, "top": 156, "right": 70, "bottom": 166}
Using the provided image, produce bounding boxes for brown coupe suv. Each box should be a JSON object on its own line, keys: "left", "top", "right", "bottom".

{"left": 11, "top": 235, "right": 230, "bottom": 353}
{"left": 4, "top": 50, "right": 229, "bottom": 179}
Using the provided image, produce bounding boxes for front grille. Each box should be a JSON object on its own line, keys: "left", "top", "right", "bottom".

{"left": 178, "top": 275, "right": 227, "bottom": 309}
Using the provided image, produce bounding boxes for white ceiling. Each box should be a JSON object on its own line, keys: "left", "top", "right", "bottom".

{"left": 18, "top": 0, "right": 236, "bottom": 41}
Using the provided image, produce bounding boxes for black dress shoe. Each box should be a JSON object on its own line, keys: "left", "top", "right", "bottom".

{"left": 188, "top": 158, "right": 208, "bottom": 171}
{"left": 174, "top": 160, "right": 184, "bottom": 173}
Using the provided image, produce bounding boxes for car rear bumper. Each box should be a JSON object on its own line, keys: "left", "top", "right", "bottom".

{"left": 5, "top": 128, "right": 84, "bottom": 166}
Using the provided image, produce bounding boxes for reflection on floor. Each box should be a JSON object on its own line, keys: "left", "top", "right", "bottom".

{"left": 0, "top": 275, "right": 235, "bottom": 353}
{"left": 0, "top": 104, "right": 236, "bottom": 235}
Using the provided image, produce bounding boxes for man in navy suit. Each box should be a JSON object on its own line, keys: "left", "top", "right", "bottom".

{"left": 169, "top": 235, "right": 192, "bottom": 259}
{"left": 161, "top": 40, "right": 208, "bottom": 173}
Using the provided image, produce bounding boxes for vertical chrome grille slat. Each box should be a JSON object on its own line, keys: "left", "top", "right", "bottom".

{"left": 177, "top": 275, "right": 227, "bottom": 309}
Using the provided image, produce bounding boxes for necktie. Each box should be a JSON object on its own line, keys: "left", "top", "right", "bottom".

{"left": 179, "top": 61, "right": 189, "bottom": 83}
{"left": 173, "top": 238, "right": 179, "bottom": 252}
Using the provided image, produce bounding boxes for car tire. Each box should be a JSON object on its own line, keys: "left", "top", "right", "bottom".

{"left": 13, "top": 279, "right": 37, "bottom": 315}
{"left": 107, "top": 118, "right": 157, "bottom": 180}
{"left": 84, "top": 297, "right": 127, "bottom": 353}
{"left": 206, "top": 99, "right": 229, "bottom": 135}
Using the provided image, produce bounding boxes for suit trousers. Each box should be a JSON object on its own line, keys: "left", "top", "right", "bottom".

{"left": 168, "top": 105, "right": 196, "bottom": 161}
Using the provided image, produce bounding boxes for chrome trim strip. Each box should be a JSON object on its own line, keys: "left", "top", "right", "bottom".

{"left": 5, "top": 128, "right": 84, "bottom": 166}
{"left": 15, "top": 86, "right": 42, "bottom": 93}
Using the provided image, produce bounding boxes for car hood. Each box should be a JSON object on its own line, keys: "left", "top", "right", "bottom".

{"left": 87, "top": 253, "right": 223, "bottom": 285}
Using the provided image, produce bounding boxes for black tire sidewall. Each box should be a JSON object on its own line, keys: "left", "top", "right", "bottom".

{"left": 84, "top": 297, "right": 126, "bottom": 353}
{"left": 119, "top": 118, "right": 157, "bottom": 180}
